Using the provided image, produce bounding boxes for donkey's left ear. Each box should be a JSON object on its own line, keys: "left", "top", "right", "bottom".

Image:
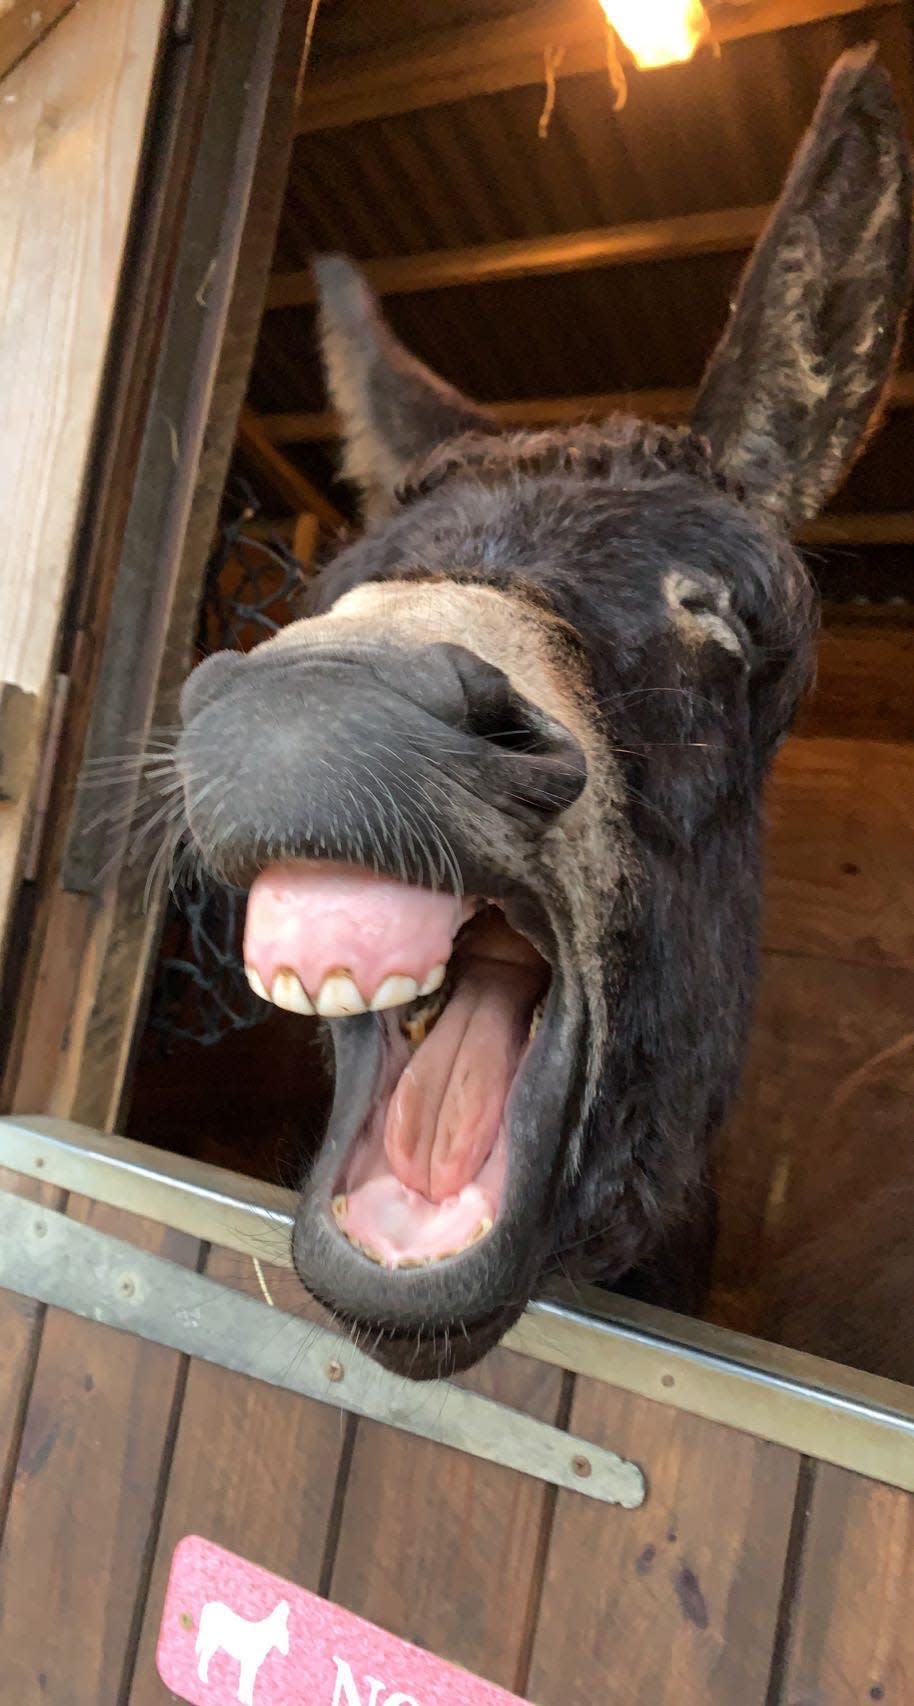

{"left": 314, "top": 255, "right": 496, "bottom": 519}
{"left": 692, "top": 46, "right": 912, "bottom": 532}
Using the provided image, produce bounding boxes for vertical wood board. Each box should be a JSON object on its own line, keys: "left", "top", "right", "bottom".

{"left": 329, "top": 1348, "right": 567, "bottom": 1696}
{"left": 127, "top": 1244, "right": 351, "bottom": 1705}
{"left": 0, "top": 1167, "right": 62, "bottom": 1539}
{"left": 781, "top": 1463, "right": 914, "bottom": 1704}
{"left": 762, "top": 738, "right": 914, "bottom": 970}
{"left": 713, "top": 952, "right": 914, "bottom": 1356}
{"left": 0, "top": 1198, "right": 196, "bottom": 1703}
{"left": 0, "top": 0, "right": 168, "bottom": 970}
{"left": 527, "top": 1379, "right": 801, "bottom": 1705}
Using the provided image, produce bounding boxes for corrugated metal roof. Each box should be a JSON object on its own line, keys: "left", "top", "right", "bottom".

{"left": 246, "top": 2, "right": 914, "bottom": 525}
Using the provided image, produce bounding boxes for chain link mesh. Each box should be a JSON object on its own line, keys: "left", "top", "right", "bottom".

{"left": 143, "top": 481, "right": 311, "bottom": 1052}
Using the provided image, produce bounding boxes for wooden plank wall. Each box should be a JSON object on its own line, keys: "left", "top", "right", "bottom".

{"left": 0, "top": 0, "right": 168, "bottom": 977}
{"left": 712, "top": 625, "right": 914, "bottom": 1377}
{"left": 1, "top": 1196, "right": 913, "bottom": 1703}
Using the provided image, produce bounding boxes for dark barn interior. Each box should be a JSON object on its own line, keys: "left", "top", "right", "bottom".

{"left": 126, "top": 0, "right": 914, "bottom": 1377}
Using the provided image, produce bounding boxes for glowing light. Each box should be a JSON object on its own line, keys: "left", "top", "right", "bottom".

{"left": 598, "top": 0, "right": 710, "bottom": 70}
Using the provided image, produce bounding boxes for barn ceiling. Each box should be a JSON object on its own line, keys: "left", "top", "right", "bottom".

{"left": 239, "top": 0, "right": 914, "bottom": 598}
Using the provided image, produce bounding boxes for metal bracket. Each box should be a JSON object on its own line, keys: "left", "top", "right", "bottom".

{"left": 0, "top": 1188, "right": 644, "bottom": 1509}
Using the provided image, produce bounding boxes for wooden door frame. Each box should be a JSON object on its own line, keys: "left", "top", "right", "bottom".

{"left": 0, "top": 0, "right": 173, "bottom": 1016}
{"left": 1, "top": 0, "right": 312, "bottom": 1128}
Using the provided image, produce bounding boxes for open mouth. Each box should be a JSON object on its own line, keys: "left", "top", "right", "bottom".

{"left": 243, "top": 862, "right": 550, "bottom": 1271}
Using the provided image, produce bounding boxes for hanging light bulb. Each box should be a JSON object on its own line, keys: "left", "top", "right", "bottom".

{"left": 598, "top": 0, "right": 710, "bottom": 70}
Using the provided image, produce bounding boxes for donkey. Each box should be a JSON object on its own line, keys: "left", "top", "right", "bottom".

{"left": 177, "top": 49, "right": 912, "bottom": 1379}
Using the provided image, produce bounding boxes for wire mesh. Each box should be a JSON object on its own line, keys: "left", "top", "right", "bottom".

{"left": 143, "top": 480, "right": 310, "bottom": 1052}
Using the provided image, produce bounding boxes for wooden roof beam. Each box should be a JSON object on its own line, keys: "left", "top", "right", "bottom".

{"left": 266, "top": 204, "right": 771, "bottom": 312}
{"left": 297, "top": 0, "right": 897, "bottom": 135}
{"left": 261, "top": 372, "right": 914, "bottom": 445}
{"left": 800, "top": 512, "right": 914, "bottom": 547}
{"left": 236, "top": 406, "right": 346, "bottom": 534}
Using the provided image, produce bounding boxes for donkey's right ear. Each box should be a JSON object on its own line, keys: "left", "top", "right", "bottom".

{"left": 692, "top": 46, "right": 913, "bottom": 532}
{"left": 314, "top": 255, "right": 496, "bottom": 520}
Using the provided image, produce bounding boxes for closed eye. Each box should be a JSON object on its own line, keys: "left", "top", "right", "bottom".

{"left": 679, "top": 593, "right": 717, "bottom": 617}
{"left": 663, "top": 570, "right": 751, "bottom": 664}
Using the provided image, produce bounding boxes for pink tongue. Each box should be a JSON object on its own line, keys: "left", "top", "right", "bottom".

{"left": 341, "top": 957, "right": 541, "bottom": 1266}
{"left": 383, "top": 959, "right": 541, "bottom": 1203}
{"left": 244, "top": 861, "right": 469, "bottom": 1003}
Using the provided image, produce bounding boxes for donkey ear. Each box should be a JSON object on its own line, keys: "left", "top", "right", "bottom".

{"left": 314, "top": 255, "right": 496, "bottom": 518}
{"left": 692, "top": 47, "right": 913, "bottom": 531}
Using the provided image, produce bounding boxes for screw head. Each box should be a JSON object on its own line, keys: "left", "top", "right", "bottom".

{"left": 326, "top": 1359, "right": 344, "bottom": 1383}
{"left": 571, "top": 1454, "right": 592, "bottom": 1479}
{"left": 33, "top": 1219, "right": 47, "bottom": 1238}
{"left": 118, "top": 1275, "right": 136, "bottom": 1298}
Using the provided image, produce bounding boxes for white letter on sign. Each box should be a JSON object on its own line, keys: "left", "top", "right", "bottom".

{"left": 330, "top": 1656, "right": 387, "bottom": 1706}
{"left": 385, "top": 1695, "right": 421, "bottom": 1705}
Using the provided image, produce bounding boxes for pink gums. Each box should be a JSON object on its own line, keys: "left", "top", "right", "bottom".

{"left": 244, "top": 861, "right": 471, "bottom": 1002}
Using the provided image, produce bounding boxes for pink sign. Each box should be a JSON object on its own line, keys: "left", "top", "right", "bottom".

{"left": 157, "top": 1535, "right": 529, "bottom": 1706}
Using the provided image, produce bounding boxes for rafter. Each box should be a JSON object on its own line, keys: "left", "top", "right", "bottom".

{"left": 266, "top": 204, "right": 771, "bottom": 312}
{"left": 236, "top": 406, "right": 346, "bottom": 532}
{"left": 260, "top": 372, "right": 914, "bottom": 446}
{"left": 800, "top": 512, "right": 914, "bottom": 546}
{"left": 297, "top": 0, "right": 896, "bottom": 135}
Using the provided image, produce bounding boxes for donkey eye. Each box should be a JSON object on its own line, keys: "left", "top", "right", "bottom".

{"left": 679, "top": 593, "right": 717, "bottom": 617}
{"left": 662, "top": 570, "right": 747, "bottom": 662}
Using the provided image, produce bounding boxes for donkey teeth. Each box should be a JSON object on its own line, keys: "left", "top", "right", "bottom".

{"left": 397, "top": 1219, "right": 495, "bottom": 1266}
{"left": 271, "top": 968, "right": 315, "bottom": 1015}
{"left": 528, "top": 998, "right": 545, "bottom": 1041}
{"left": 317, "top": 972, "right": 367, "bottom": 1017}
{"left": 401, "top": 991, "right": 446, "bottom": 1046}
{"left": 370, "top": 974, "right": 419, "bottom": 1012}
{"left": 419, "top": 963, "right": 446, "bottom": 997}
{"left": 332, "top": 1204, "right": 494, "bottom": 1268}
{"left": 254, "top": 964, "right": 448, "bottom": 1021}
{"left": 354, "top": 1239, "right": 385, "bottom": 1265}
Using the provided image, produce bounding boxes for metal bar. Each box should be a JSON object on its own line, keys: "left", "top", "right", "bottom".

{"left": 3, "top": 1115, "right": 914, "bottom": 1490}
{"left": 0, "top": 1116, "right": 296, "bottom": 1262}
{"left": 509, "top": 1298, "right": 914, "bottom": 1494}
{"left": 0, "top": 1188, "right": 643, "bottom": 1509}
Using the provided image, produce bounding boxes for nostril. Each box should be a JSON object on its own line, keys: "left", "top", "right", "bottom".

{"left": 467, "top": 707, "right": 553, "bottom": 756}
{"left": 179, "top": 650, "right": 245, "bottom": 724}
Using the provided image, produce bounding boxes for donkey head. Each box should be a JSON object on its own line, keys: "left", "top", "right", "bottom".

{"left": 178, "top": 49, "right": 911, "bottom": 1378}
